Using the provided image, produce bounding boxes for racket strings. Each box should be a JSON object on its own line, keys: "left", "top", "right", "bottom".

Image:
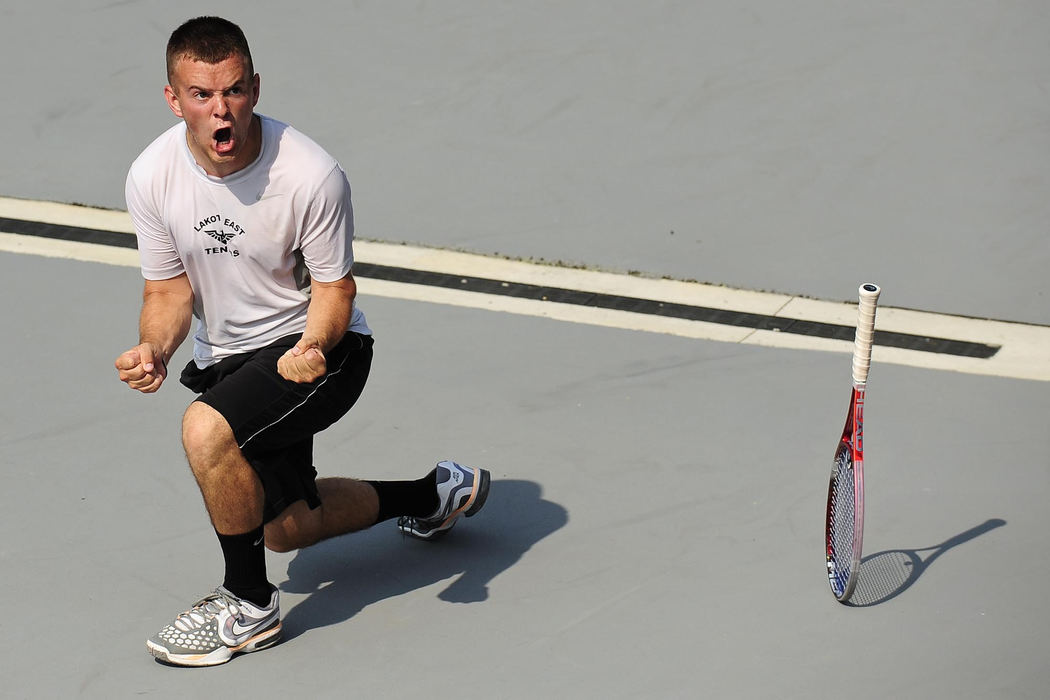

{"left": 827, "top": 450, "right": 857, "bottom": 596}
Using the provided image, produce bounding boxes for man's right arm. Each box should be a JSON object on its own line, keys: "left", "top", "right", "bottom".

{"left": 115, "top": 273, "right": 194, "bottom": 393}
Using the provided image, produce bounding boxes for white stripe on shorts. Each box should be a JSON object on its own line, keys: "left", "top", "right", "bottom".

{"left": 236, "top": 346, "right": 353, "bottom": 450}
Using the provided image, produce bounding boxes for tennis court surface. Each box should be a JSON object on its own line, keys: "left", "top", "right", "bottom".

{"left": 1, "top": 3, "right": 1047, "bottom": 698}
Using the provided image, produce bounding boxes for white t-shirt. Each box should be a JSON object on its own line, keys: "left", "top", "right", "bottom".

{"left": 126, "top": 114, "right": 371, "bottom": 367}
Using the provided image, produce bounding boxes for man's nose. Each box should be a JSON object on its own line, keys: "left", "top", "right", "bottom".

{"left": 213, "top": 95, "right": 230, "bottom": 117}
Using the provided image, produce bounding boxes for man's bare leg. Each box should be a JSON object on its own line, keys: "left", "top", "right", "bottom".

{"left": 181, "top": 401, "right": 264, "bottom": 534}
{"left": 181, "top": 402, "right": 434, "bottom": 555}
{"left": 264, "top": 478, "right": 380, "bottom": 552}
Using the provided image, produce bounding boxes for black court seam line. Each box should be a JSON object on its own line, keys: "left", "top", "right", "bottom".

{"left": 0, "top": 215, "right": 1000, "bottom": 359}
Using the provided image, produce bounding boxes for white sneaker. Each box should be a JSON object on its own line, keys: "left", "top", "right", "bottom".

{"left": 146, "top": 586, "right": 281, "bottom": 666}
{"left": 397, "top": 461, "right": 490, "bottom": 540}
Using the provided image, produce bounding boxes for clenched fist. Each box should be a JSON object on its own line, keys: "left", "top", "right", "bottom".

{"left": 115, "top": 343, "right": 167, "bottom": 393}
{"left": 278, "top": 341, "right": 327, "bottom": 383}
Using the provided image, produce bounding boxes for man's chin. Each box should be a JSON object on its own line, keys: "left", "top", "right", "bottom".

{"left": 204, "top": 143, "right": 242, "bottom": 169}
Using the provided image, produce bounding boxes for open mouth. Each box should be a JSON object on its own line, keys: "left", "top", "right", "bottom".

{"left": 214, "top": 127, "right": 234, "bottom": 154}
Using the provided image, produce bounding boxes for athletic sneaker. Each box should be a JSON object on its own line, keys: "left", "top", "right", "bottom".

{"left": 398, "top": 460, "right": 490, "bottom": 540}
{"left": 146, "top": 586, "right": 281, "bottom": 667}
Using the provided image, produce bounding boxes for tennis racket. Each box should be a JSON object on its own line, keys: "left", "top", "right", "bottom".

{"left": 825, "top": 283, "right": 881, "bottom": 602}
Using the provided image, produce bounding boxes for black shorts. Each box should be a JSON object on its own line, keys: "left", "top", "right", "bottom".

{"left": 180, "top": 331, "right": 374, "bottom": 523}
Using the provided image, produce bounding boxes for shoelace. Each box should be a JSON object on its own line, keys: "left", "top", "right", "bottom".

{"left": 172, "top": 589, "right": 243, "bottom": 632}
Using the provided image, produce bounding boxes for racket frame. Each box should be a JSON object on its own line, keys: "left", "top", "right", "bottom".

{"left": 826, "top": 383, "right": 866, "bottom": 601}
{"left": 825, "top": 284, "right": 880, "bottom": 602}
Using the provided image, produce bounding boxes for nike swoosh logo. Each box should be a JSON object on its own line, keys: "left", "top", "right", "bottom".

{"left": 231, "top": 616, "right": 269, "bottom": 636}
{"left": 223, "top": 612, "right": 275, "bottom": 641}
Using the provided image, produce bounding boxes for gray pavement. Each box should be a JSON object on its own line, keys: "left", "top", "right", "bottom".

{"left": 3, "top": 252, "right": 1047, "bottom": 698}
{"left": 2, "top": 1, "right": 1049, "bottom": 323}
{"left": 1, "top": 2, "right": 1048, "bottom": 698}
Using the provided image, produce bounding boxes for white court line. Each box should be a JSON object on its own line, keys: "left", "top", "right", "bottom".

{"left": 0, "top": 196, "right": 136, "bottom": 233}
{"left": 2, "top": 196, "right": 1048, "bottom": 381}
{"left": 0, "top": 231, "right": 139, "bottom": 267}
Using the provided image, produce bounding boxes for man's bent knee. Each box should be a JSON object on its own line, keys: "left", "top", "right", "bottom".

{"left": 264, "top": 502, "right": 320, "bottom": 552}
{"left": 264, "top": 521, "right": 305, "bottom": 553}
{"left": 182, "top": 402, "right": 239, "bottom": 471}
{"left": 263, "top": 528, "right": 296, "bottom": 553}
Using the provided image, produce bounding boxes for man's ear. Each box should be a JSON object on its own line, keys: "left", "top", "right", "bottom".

{"left": 164, "top": 84, "right": 184, "bottom": 118}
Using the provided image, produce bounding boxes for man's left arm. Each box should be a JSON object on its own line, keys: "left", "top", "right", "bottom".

{"left": 278, "top": 273, "right": 357, "bottom": 383}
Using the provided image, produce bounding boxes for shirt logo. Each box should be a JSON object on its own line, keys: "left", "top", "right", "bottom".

{"left": 205, "top": 229, "right": 236, "bottom": 245}
{"left": 194, "top": 213, "right": 247, "bottom": 258}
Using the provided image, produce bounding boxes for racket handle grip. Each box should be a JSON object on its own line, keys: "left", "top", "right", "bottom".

{"left": 852, "top": 283, "right": 881, "bottom": 384}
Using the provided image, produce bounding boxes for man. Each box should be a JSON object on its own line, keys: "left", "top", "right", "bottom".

{"left": 116, "top": 16, "right": 489, "bottom": 667}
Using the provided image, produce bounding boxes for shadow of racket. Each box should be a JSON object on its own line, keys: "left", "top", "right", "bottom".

{"left": 847, "top": 518, "right": 1006, "bottom": 607}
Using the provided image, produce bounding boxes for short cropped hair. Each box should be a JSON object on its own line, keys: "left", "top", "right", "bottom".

{"left": 166, "top": 16, "right": 254, "bottom": 84}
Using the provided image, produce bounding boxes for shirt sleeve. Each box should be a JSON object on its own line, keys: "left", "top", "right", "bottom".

{"left": 125, "top": 165, "right": 185, "bottom": 281}
{"left": 299, "top": 165, "right": 355, "bottom": 283}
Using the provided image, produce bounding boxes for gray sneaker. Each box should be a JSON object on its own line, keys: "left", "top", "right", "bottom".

{"left": 146, "top": 586, "right": 281, "bottom": 666}
{"left": 398, "top": 460, "right": 490, "bottom": 540}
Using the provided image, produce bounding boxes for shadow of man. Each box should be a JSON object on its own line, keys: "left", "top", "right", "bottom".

{"left": 276, "top": 479, "right": 567, "bottom": 640}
